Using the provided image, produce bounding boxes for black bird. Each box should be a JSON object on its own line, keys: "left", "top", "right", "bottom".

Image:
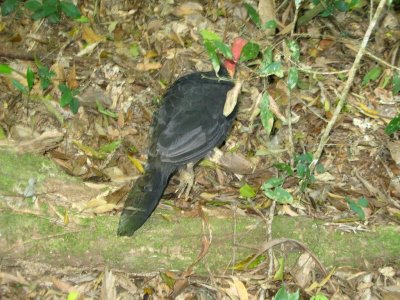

{"left": 118, "top": 38, "right": 247, "bottom": 236}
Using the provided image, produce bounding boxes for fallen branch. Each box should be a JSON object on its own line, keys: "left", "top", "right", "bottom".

{"left": 312, "top": 0, "right": 388, "bottom": 168}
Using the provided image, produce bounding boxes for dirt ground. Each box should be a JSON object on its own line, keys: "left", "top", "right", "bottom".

{"left": 1, "top": 0, "right": 400, "bottom": 299}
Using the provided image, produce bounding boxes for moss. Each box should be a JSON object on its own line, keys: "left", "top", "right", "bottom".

{"left": 0, "top": 150, "right": 72, "bottom": 195}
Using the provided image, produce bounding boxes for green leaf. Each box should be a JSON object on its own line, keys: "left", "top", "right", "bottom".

{"left": 42, "top": 0, "right": 58, "bottom": 16}
{"left": 357, "top": 196, "right": 368, "bottom": 208}
{"left": 244, "top": 3, "right": 261, "bottom": 28}
{"left": 232, "top": 254, "right": 266, "bottom": 270}
{"left": 67, "top": 291, "right": 79, "bottom": 300}
{"left": 287, "top": 40, "right": 300, "bottom": 61}
{"left": 239, "top": 42, "right": 259, "bottom": 62}
{"left": 311, "top": 294, "right": 329, "bottom": 300}
{"left": 1, "top": 0, "right": 20, "bottom": 16}
{"left": 295, "top": 152, "right": 313, "bottom": 164}
{"left": 260, "top": 92, "right": 274, "bottom": 137}
{"left": 262, "top": 177, "right": 284, "bottom": 190}
{"left": 385, "top": 114, "right": 400, "bottom": 135}
{"left": 320, "top": 4, "right": 335, "bottom": 17}
{"left": 213, "top": 40, "right": 232, "bottom": 60}
{"left": 26, "top": 67, "right": 35, "bottom": 91}
{"left": 287, "top": 67, "right": 298, "bottom": 90}
{"left": 69, "top": 97, "right": 79, "bottom": 114}
{"left": 362, "top": 66, "right": 382, "bottom": 86}
{"left": 346, "top": 197, "right": 365, "bottom": 220}
{"left": 240, "top": 183, "right": 256, "bottom": 198}
{"left": 273, "top": 257, "right": 284, "bottom": 281}
{"left": 59, "top": 84, "right": 72, "bottom": 107}
{"left": 265, "top": 186, "right": 293, "bottom": 204}
{"left": 96, "top": 100, "right": 118, "bottom": 118}
{"left": 37, "top": 65, "right": 55, "bottom": 90}
{"left": 262, "top": 47, "right": 273, "bottom": 65}
{"left": 98, "top": 140, "right": 122, "bottom": 153}
{"left": 274, "top": 287, "right": 300, "bottom": 300}
{"left": 74, "top": 15, "right": 89, "bottom": 23}
{"left": 263, "top": 19, "right": 277, "bottom": 30}
{"left": 60, "top": 0, "right": 81, "bottom": 18}
{"left": 199, "top": 29, "right": 222, "bottom": 42}
{"left": 129, "top": 43, "right": 140, "bottom": 58}
{"left": 274, "top": 163, "right": 294, "bottom": 176}
{"left": 335, "top": 0, "right": 349, "bottom": 11}
{"left": 393, "top": 72, "right": 400, "bottom": 95}
{"left": 25, "top": 0, "right": 42, "bottom": 12}
{"left": 203, "top": 40, "right": 220, "bottom": 75}
{"left": 32, "top": 8, "right": 46, "bottom": 20}
{"left": 12, "top": 79, "right": 28, "bottom": 94}
{"left": 259, "top": 61, "right": 284, "bottom": 78}
{"left": 0, "top": 64, "right": 13, "bottom": 74}
{"left": 47, "top": 12, "right": 61, "bottom": 23}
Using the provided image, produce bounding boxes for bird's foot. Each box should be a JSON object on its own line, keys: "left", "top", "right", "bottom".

{"left": 176, "top": 163, "right": 194, "bottom": 200}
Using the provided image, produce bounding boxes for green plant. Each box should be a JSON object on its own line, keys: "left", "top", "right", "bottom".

{"left": 1, "top": 63, "right": 81, "bottom": 115}
{"left": 240, "top": 183, "right": 257, "bottom": 198}
{"left": 1, "top": 0, "right": 81, "bottom": 23}
{"left": 345, "top": 196, "right": 368, "bottom": 220}
{"left": 310, "top": 293, "right": 329, "bottom": 300}
{"left": 25, "top": 0, "right": 80, "bottom": 23}
{"left": 244, "top": 3, "right": 277, "bottom": 30}
{"left": 11, "top": 67, "right": 35, "bottom": 96}
{"left": 1, "top": 0, "right": 21, "bottom": 16}
{"left": 361, "top": 66, "right": 382, "bottom": 86}
{"left": 200, "top": 30, "right": 259, "bottom": 75}
{"left": 59, "top": 84, "right": 80, "bottom": 114}
{"left": 273, "top": 286, "right": 299, "bottom": 300}
{"left": 262, "top": 177, "right": 293, "bottom": 204}
{"left": 385, "top": 114, "right": 400, "bottom": 135}
{"left": 295, "top": 152, "right": 324, "bottom": 192}
{"left": 36, "top": 62, "right": 55, "bottom": 90}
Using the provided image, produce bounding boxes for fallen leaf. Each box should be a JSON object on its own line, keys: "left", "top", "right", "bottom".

{"left": 224, "top": 80, "right": 242, "bottom": 116}
{"left": 231, "top": 276, "right": 249, "bottom": 300}
{"left": 82, "top": 26, "right": 105, "bottom": 44}
{"left": 136, "top": 60, "right": 162, "bottom": 71}
{"left": 173, "top": 2, "right": 203, "bottom": 17}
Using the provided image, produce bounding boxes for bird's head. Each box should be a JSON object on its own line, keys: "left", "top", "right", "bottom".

{"left": 224, "top": 37, "right": 247, "bottom": 78}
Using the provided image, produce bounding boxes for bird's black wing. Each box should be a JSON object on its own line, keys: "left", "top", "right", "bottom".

{"left": 149, "top": 70, "right": 235, "bottom": 165}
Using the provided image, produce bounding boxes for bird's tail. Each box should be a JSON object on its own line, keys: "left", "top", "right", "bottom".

{"left": 117, "top": 163, "right": 174, "bottom": 236}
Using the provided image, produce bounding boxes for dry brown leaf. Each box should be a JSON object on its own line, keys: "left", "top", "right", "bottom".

{"left": 77, "top": 42, "right": 100, "bottom": 57}
{"left": 231, "top": 276, "right": 249, "bottom": 300}
{"left": 293, "top": 253, "right": 315, "bottom": 287}
{"left": 224, "top": 80, "right": 242, "bottom": 117}
{"left": 387, "top": 141, "right": 400, "bottom": 165}
{"left": 51, "top": 277, "right": 75, "bottom": 293}
{"left": 82, "top": 26, "right": 105, "bottom": 44}
{"left": 136, "top": 60, "right": 162, "bottom": 71}
{"left": 0, "top": 272, "right": 28, "bottom": 285}
{"left": 258, "top": 0, "right": 276, "bottom": 36}
{"left": 101, "top": 268, "right": 116, "bottom": 300}
{"left": 173, "top": 2, "right": 203, "bottom": 17}
{"left": 67, "top": 63, "right": 79, "bottom": 89}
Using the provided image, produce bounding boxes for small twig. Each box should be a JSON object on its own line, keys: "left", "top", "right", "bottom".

{"left": 343, "top": 41, "right": 400, "bottom": 72}
{"left": 232, "top": 200, "right": 237, "bottom": 276}
{"left": 4, "top": 231, "right": 82, "bottom": 254}
{"left": 266, "top": 200, "right": 276, "bottom": 278}
{"left": 312, "top": 0, "right": 387, "bottom": 168}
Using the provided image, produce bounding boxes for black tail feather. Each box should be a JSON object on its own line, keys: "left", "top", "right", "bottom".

{"left": 117, "top": 163, "right": 175, "bottom": 236}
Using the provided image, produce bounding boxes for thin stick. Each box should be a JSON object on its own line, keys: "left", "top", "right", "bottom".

{"left": 312, "top": 0, "right": 387, "bottom": 167}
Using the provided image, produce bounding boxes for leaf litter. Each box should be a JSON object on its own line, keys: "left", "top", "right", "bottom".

{"left": 0, "top": 0, "right": 400, "bottom": 298}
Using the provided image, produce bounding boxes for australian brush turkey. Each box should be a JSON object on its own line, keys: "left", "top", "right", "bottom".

{"left": 118, "top": 37, "right": 247, "bottom": 236}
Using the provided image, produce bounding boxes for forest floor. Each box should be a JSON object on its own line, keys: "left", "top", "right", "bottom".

{"left": 0, "top": 0, "right": 400, "bottom": 299}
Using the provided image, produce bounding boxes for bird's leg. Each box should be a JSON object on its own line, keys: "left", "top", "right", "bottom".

{"left": 176, "top": 162, "right": 194, "bottom": 200}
